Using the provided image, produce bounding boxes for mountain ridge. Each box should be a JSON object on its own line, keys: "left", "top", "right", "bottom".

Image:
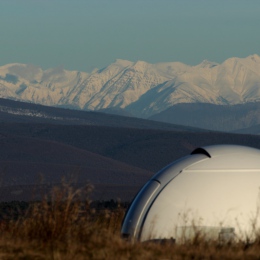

{"left": 0, "top": 97, "right": 205, "bottom": 132}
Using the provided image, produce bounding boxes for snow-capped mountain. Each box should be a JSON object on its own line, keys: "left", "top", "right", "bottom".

{"left": 0, "top": 54, "right": 260, "bottom": 118}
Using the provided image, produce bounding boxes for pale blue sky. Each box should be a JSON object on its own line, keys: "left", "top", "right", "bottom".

{"left": 0, "top": 0, "right": 260, "bottom": 71}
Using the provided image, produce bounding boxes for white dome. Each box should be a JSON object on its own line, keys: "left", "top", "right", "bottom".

{"left": 121, "top": 145, "right": 260, "bottom": 242}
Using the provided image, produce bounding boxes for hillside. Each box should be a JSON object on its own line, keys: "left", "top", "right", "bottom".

{"left": 0, "top": 131, "right": 153, "bottom": 201}
{"left": 149, "top": 102, "right": 260, "bottom": 132}
{"left": 0, "top": 98, "right": 203, "bottom": 132}
{"left": 1, "top": 123, "right": 260, "bottom": 172}
{"left": 0, "top": 98, "right": 260, "bottom": 201}
{"left": 1, "top": 121, "right": 260, "bottom": 201}
{"left": 234, "top": 124, "right": 260, "bottom": 135}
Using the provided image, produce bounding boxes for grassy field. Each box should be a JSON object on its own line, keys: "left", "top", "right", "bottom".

{"left": 1, "top": 184, "right": 260, "bottom": 259}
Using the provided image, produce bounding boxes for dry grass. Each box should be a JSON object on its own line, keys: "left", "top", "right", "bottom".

{"left": 1, "top": 184, "right": 260, "bottom": 259}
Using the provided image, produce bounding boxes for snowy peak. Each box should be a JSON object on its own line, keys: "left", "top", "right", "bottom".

{"left": 195, "top": 60, "right": 219, "bottom": 69}
{"left": 132, "top": 60, "right": 149, "bottom": 71}
{"left": 245, "top": 54, "right": 260, "bottom": 62}
{"left": 114, "top": 59, "right": 134, "bottom": 68}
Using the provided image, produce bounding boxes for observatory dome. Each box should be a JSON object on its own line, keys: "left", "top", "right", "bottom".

{"left": 121, "top": 145, "right": 260, "bottom": 242}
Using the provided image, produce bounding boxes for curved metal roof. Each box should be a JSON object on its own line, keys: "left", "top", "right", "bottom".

{"left": 121, "top": 144, "right": 260, "bottom": 243}
{"left": 199, "top": 144, "right": 260, "bottom": 158}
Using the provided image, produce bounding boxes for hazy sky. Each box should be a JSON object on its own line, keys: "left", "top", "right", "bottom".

{"left": 1, "top": 0, "right": 260, "bottom": 71}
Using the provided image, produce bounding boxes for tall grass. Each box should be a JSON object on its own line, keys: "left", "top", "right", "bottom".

{"left": 1, "top": 183, "right": 260, "bottom": 259}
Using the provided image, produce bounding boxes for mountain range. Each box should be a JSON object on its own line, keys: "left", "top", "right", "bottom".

{"left": 1, "top": 54, "right": 260, "bottom": 201}
{"left": 0, "top": 54, "right": 260, "bottom": 120}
